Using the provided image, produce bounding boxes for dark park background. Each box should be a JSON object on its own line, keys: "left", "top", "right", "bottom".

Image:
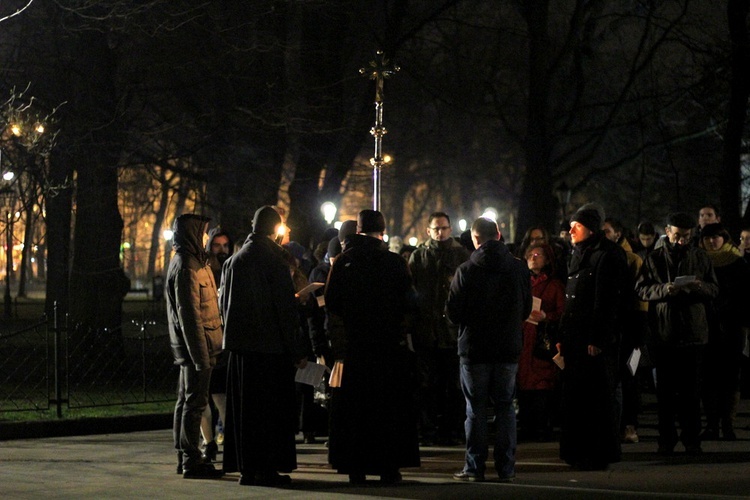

{"left": 0, "top": 0, "right": 749, "bottom": 336}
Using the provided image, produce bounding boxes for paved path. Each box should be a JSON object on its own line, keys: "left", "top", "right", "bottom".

{"left": 3, "top": 414, "right": 750, "bottom": 499}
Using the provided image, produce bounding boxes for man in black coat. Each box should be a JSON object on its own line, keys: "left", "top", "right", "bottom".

{"left": 635, "top": 212, "right": 719, "bottom": 454}
{"left": 325, "top": 209, "right": 420, "bottom": 484}
{"left": 220, "top": 206, "right": 309, "bottom": 486}
{"left": 446, "top": 217, "right": 532, "bottom": 483}
{"left": 558, "top": 203, "right": 629, "bottom": 470}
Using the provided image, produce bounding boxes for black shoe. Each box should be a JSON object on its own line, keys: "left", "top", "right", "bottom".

{"left": 685, "top": 444, "right": 703, "bottom": 455}
{"left": 348, "top": 473, "right": 366, "bottom": 484}
{"left": 203, "top": 440, "right": 218, "bottom": 462}
{"left": 380, "top": 471, "right": 402, "bottom": 484}
{"left": 238, "top": 474, "right": 256, "bottom": 486}
{"left": 303, "top": 432, "right": 318, "bottom": 444}
{"left": 183, "top": 463, "right": 224, "bottom": 479}
{"left": 256, "top": 471, "right": 291, "bottom": 486}
{"left": 722, "top": 426, "right": 737, "bottom": 441}
{"left": 656, "top": 444, "right": 675, "bottom": 456}
{"left": 700, "top": 428, "right": 719, "bottom": 441}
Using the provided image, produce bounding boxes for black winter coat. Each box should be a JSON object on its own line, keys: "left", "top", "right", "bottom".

{"left": 559, "top": 232, "right": 629, "bottom": 358}
{"left": 446, "top": 239, "right": 532, "bottom": 364}
{"left": 220, "top": 233, "right": 309, "bottom": 359}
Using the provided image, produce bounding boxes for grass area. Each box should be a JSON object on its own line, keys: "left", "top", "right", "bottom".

{"left": 0, "top": 401, "right": 173, "bottom": 422}
{"left": 2, "top": 295, "right": 174, "bottom": 424}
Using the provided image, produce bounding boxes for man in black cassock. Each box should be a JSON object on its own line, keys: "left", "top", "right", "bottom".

{"left": 325, "top": 209, "right": 420, "bottom": 484}
{"left": 220, "top": 206, "right": 309, "bottom": 486}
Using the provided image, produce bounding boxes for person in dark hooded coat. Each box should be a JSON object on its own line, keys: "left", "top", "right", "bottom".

{"left": 166, "top": 214, "right": 224, "bottom": 479}
{"left": 220, "top": 206, "right": 310, "bottom": 486}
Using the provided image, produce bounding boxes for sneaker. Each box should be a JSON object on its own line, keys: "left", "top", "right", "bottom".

{"left": 622, "top": 425, "right": 639, "bottom": 443}
{"left": 497, "top": 473, "right": 516, "bottom": 483}
{"left": 453, "top": 470, "right": 485, "bottom": 482}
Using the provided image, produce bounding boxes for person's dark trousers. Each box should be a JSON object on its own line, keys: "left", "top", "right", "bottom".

{"left": 296, "top": 382, "right": 317, "bottom": 434}
{"left": 616, "top": 368, "right": 641, "bottom": 431}
{"left": 653, "top": 344, "right": 704, "bottom": 450}
{"left": 459, "top": 362, "right": 517, "bottom": 479}
{"left": 416, "top": 348, "right": 439, "bottom": 443}
{"left": 435, "top": 347, "right": 463, "bottom": 442}
{"left": 174, "top": 364, "right": 212, "bottom": 469}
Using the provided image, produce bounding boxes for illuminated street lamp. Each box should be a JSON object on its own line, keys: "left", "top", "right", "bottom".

{"left": 481, "top": 208, "right": 498, "bottom": 222}
{"left": 320, "top": 202, "right": 337, "bottom": 226}
{"left": 458, "top": 219, "right": 467, "bottom": 232}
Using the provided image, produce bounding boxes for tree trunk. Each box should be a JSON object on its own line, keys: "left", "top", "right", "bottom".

{"left": 69, "top": 159, "right": 129, "bottom": 330}
{"left": 147, "top": 169, "right": 171, "bottom": 280}
{"left": 17, "top": 203, "right": 34, "bottom": 298}
{"left": 516, "top": 0, "right": 558, "bottom": 241}
{"left": 44, "top": 157, "right": 73, "bottom": 320}
{"left": 67, "top": 32, "right": 128, "bottom": 330}
{"left": 722, "top": 0, "right": 750, "bottom": 231}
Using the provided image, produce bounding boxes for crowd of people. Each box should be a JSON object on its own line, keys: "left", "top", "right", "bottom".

{"left": 164, "top": 201, "right": 750, "bottom": 486}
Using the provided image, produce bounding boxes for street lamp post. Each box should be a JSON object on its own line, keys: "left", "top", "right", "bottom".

{"left": 0, "top": 182, "right": 14, "bottom": 319}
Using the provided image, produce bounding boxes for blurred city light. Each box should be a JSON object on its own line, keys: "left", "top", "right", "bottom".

{"left": 320, "top": 201, "right": 337, "bottom": 225}
{"left": 481, "top": 208, "right": 498, "bottom": 221}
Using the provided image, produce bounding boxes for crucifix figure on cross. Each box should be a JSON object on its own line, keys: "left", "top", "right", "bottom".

{"left": 360, "top": 50, "right": 399, "bottom": 211}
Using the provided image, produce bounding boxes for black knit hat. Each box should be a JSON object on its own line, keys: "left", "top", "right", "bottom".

{"left": 700, "top": 222, "right": 725, "bottom": 238}
{"left": 338, "top": 220, "right": 358, "bottom": 242}
{"left": 666, "top": 212, "right": 695, "bottom": 230}
{"left": 357, "top": 209, "right": 386, "bottom": 233}
{"left": 252, "top": 205, "right": 281, "bottom": 235}
{"left": 571, "top": 203, "right": 604, "bottom": 231}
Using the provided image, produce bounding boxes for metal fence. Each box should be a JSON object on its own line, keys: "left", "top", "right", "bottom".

{"left": 0, "top": 306, "right": 177, "bottom": 417}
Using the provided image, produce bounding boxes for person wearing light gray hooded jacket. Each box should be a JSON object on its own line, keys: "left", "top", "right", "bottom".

{"left": 166, "top": 214, "right": 224, "bottom": 479}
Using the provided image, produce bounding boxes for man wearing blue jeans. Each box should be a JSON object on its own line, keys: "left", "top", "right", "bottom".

{"left": 446, "top": 217, "right": 532, "bottom": 482}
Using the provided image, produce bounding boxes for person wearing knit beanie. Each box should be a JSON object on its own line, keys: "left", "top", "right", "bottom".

{"left": 570, "top": 203, "right": 605, "bottom": 233}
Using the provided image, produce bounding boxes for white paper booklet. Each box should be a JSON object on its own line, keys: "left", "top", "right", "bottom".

{"left": 295, "top": 360, "right": 329, "bottom": 386}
